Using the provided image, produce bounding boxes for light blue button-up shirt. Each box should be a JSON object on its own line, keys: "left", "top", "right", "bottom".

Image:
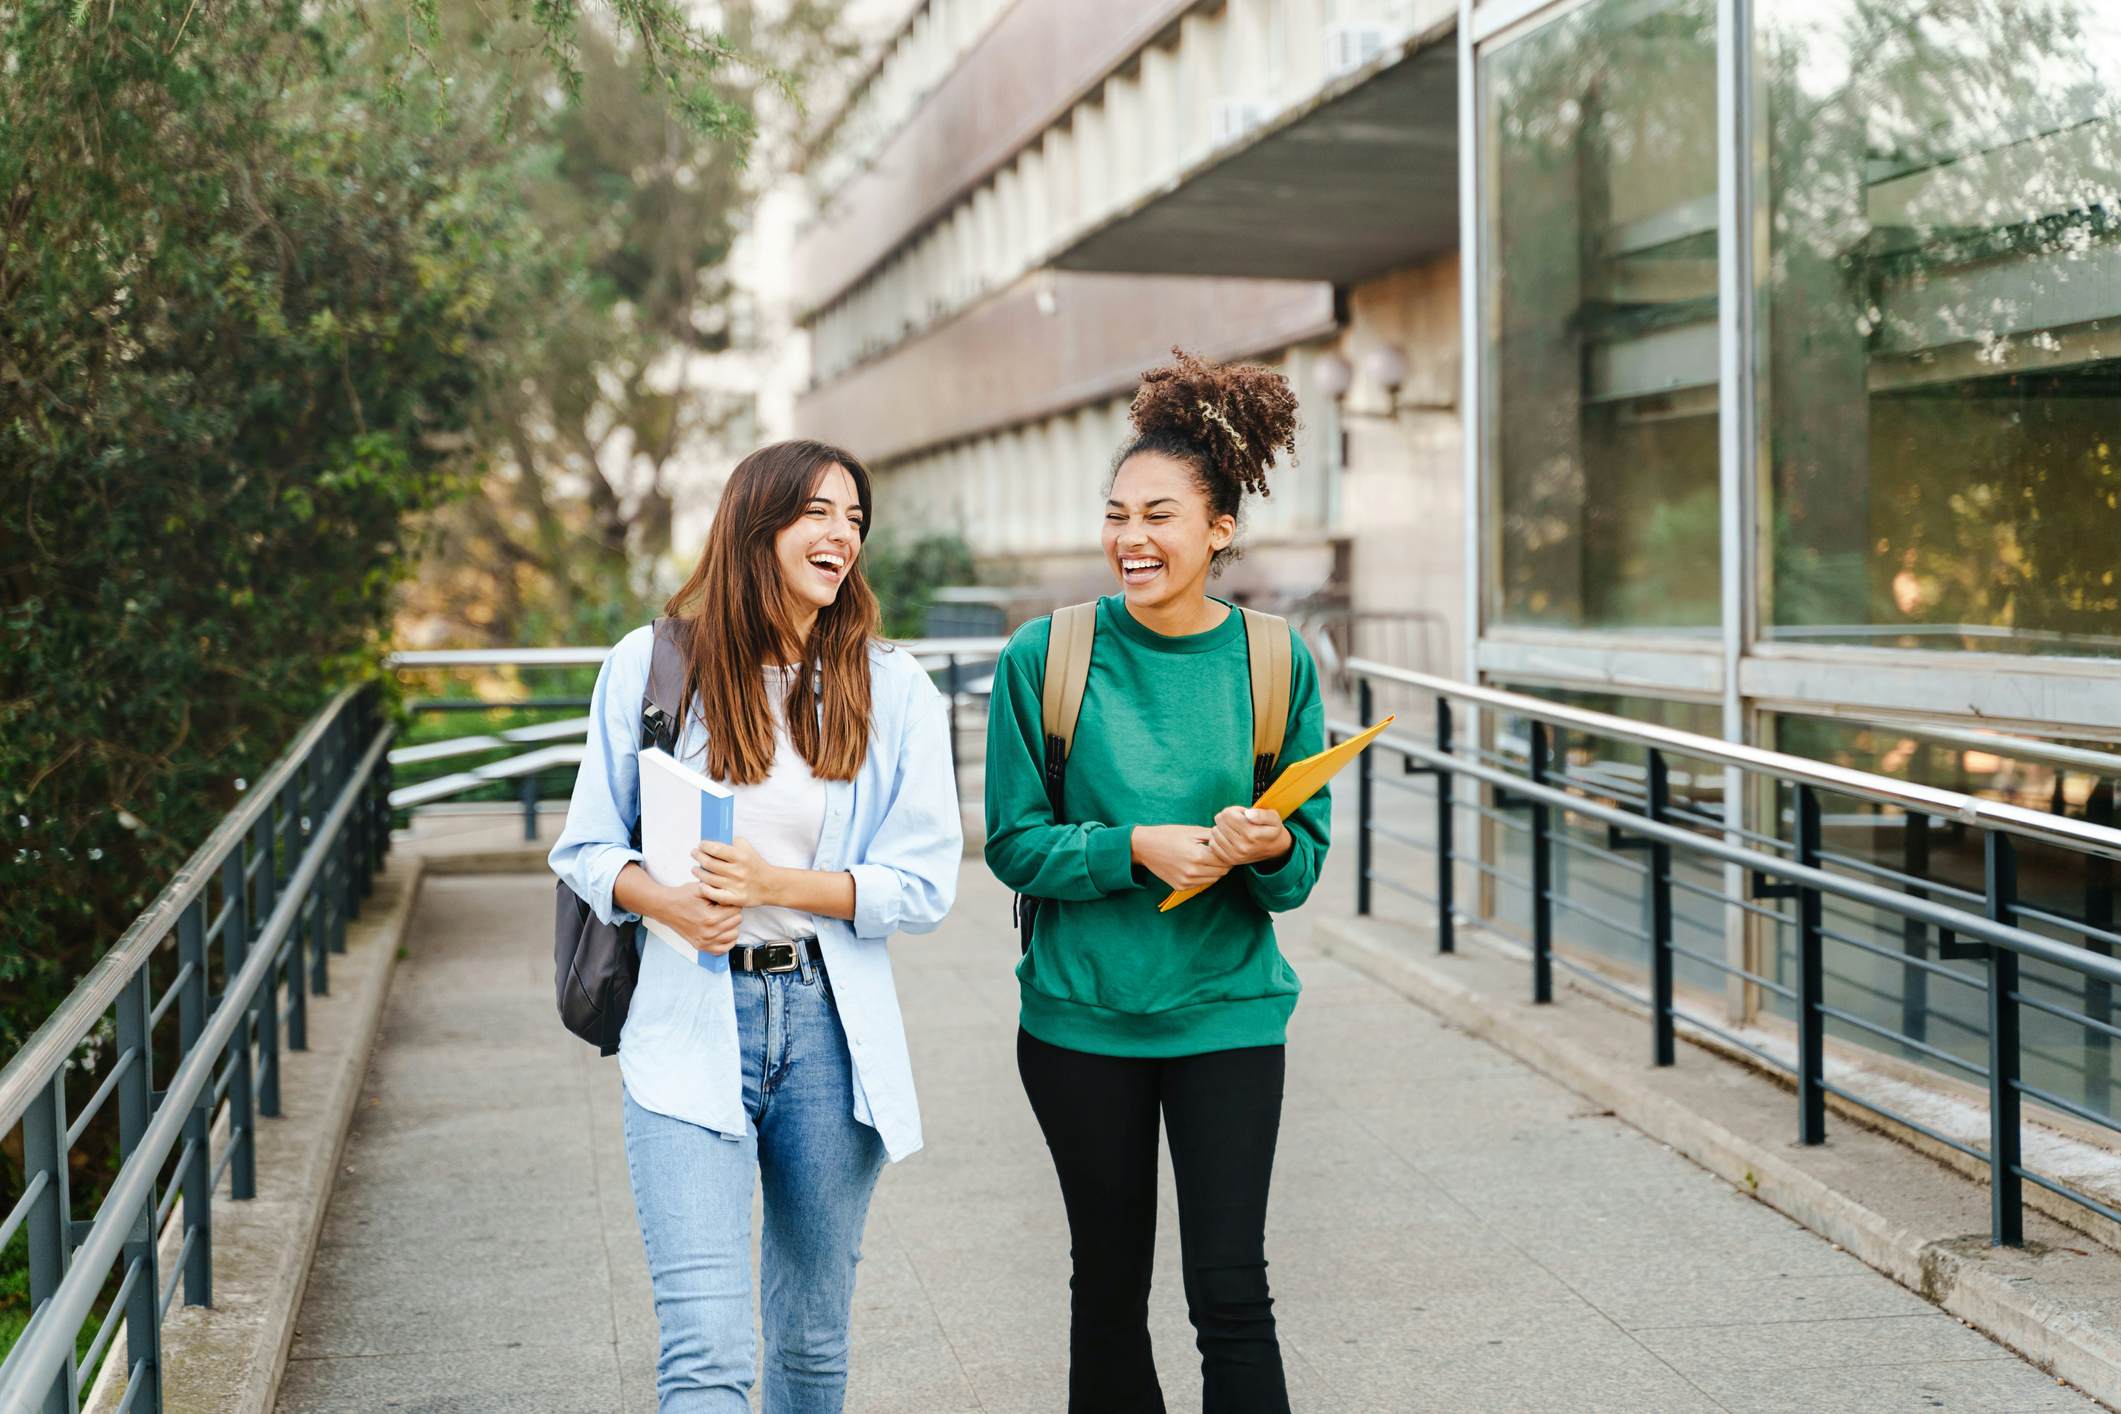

{"left": 549, "top": 625, "right": 963, "bottom": 1162}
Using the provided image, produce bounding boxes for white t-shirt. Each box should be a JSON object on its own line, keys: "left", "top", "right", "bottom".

{"left": 724, "top": 666, "right": 829, "bottom": 945}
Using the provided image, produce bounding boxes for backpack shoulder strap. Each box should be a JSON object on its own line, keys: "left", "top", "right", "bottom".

{"left": 1240, "top": 608, "right": 1293, "bottom": 794}
{"left": 1041, "top": 603, "right": 1099, "bottom": 762}
{"left": 641, "top": 618, "right": 686, "bottom": 751}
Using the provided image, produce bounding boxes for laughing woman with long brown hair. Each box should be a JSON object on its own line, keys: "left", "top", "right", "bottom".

{"left": 551, "top": 440, "right": 962, "bottom": 1412}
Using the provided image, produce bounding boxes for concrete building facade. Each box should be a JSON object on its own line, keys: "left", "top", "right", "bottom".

{"left": 793, "top": 0, "right": 1462, "bottom": 664}
{"left": 791, "top": 0, "right": 2121, "bottom": 1100}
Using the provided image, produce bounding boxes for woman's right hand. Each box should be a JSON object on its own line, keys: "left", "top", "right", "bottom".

{"left": 1130, "top": 825, "right": 1230, "bottom": 893}
{"left": 651, "top": 881, "right": 743, "bottom": 956}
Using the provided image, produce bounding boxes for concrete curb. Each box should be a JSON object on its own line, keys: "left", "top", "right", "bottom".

{"left": 1315, "top": 913, "right": 2121, "bottom": 1410}
{"left": 88, "top": 855, "right": 424, "bottom": 1414}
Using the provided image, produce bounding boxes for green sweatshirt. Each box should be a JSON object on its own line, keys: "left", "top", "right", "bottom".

{"left": 984, "top": 595, "right": 1330, "bottom": 1057}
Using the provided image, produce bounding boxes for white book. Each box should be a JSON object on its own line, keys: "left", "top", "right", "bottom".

{"left": 638, "top": 746, "right": 736, "bottom": 971}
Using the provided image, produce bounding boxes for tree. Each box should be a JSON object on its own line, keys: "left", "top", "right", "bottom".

{"left": 395, "top": 2, "right": 856, "bottom": 650}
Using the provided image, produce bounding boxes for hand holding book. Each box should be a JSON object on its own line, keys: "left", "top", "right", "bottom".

{"left": 1205, "top": 806, "right": 1290, "bottom": 869}
{"left": 691, "top": 837, "right": 772, "bottom": 908}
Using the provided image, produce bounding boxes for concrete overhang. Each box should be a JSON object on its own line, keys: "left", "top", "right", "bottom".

{"left": 796, "top": 272, "right": 1336, "bottom": 466}
{"left": 1050, "top": 27, "right": 1459, "bottom": 286}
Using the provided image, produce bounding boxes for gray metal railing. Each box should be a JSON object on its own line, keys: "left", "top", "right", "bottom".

{"left": 1342, "top": 659, "right": 2121, "bottom": 1248}
{"left": 0, "top": 687, "right": 393, "bottom": 1413}
{"left": 386, "top": 637, "right": 1007, "bottom": 836}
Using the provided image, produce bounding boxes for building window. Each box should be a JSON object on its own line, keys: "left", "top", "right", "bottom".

{"left": 1481, "top": 0, "right": 1721, "bottom": 633}
{"left": 1759, "top": 1, "right": 2121, "bottom": 658}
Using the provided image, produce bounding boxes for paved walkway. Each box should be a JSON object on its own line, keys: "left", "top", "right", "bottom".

{"left": 279, "top": 832, "right": 2097, "bottom": 1412}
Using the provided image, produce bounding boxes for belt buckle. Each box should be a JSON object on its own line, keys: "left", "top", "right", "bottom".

{"left": 756, "top": 941, "right": 800, "bottom": 974}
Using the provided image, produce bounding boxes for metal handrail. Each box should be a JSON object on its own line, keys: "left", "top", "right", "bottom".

{"left": 387, "top": 635, "right": 1012, "bottom": 670}
{"left": 1344, "top": 661, "right": 2121, "bottom": 1249}
{"left": 1350, "top": 719, "right": 2121, "bottom": 988}
{"left": 0, "top": 685, "right": 362, "bottom": 1137}
{"left": 386, "top": 638, "right": 1008, "bottom": 833}
{"left": 0, "top": 725, "right": 391, "bottom": 1406}
{"left": 0, "top": 685, "right": 393, "bottom": 1412}
{"left": 1345, "top": 659, "right": 2121, "bottom": 864}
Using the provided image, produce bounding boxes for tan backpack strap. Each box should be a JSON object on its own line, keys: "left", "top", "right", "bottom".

{"left": 1041, "top": 603, "right": 1099, "bottom": 758}
{"left": 1241, "top": 608, "right": 1293, "bottom": 771}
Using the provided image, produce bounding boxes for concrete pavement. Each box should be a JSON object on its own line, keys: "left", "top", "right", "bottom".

{"left": 276, "top": 847, "right": 2100, "bottom": 1412}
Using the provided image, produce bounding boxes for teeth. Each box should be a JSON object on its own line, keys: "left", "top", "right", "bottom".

{"left": 1121, "top": 558, "right": 1162, "bottom": 571}
{"left": 811, "top": 554, "right": 844, "bottom": 569}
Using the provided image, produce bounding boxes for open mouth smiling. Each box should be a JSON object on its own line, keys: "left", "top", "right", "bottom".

{"left": 1120, "top": 556, "right": 1164, "bottom": 585}
{"left": 808, "top": 551, "right": 847, "bottom": 581}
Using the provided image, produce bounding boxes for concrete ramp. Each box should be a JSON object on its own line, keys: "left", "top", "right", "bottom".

{"left": 276, "top": 862, "right": 2098, "bottom": 1412}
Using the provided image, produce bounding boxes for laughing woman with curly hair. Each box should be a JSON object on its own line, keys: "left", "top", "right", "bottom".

{"left": 984, "top": 351, "right": 1329, "bottom": 1414}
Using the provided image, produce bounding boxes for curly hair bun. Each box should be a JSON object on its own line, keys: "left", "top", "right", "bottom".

{"left": 1127, "top": 347, "right": 1298, "bottom": 499}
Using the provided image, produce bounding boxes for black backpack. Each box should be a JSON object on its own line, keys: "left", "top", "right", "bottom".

{"left": 554, "top": 618, "right": 685, "bottom": 1054}
{"left": 1013, "top": 602, "right": 1293, "bottom": 953}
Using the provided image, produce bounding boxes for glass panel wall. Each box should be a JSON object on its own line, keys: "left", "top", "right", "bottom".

{"left": 1480, "top": 0, "right": 1722, "bottom": 633}
{"left": 1758, "top": 1, "right": 2121, "bottom": 657}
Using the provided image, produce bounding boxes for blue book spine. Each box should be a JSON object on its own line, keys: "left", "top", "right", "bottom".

{"left": 694, "top": 791, "right": 735, "bottom": 972}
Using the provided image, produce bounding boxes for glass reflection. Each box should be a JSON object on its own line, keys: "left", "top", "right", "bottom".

{"left": 1482, "top": 0, "right": 1722, "bottom": 632}
{"left": 1761, "top": 0, "right": 2121, "bottom": 656}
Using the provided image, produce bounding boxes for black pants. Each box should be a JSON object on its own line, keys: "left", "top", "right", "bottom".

{"left": 1017, "top": 1028, "right": 1290, "bottom": 1414}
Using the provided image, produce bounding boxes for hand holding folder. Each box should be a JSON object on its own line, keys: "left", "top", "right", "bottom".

{"left": 1158, "top": 715, "right": 1397, "bottom": 912}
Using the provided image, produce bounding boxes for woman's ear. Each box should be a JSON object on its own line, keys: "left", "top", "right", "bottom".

{"left": 1209, "top": 514, "right": 1236, "bottom": 552}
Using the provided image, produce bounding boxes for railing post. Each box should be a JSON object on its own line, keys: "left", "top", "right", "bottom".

{"left": 307, "top": 751, "right": 333, "bottom": 997}
{"left": 376, "top": 747, "right": 394, "bottom": 871}
{"left": 2086, "top": 780, "right": 2114, "bottom": 1118}
{"left": 1355, "top": 678, "right": 1373, "bottom": 917}
{"left": 116, "top": 966, "right": 165, "bottom": 1405}
{"left": 1986, "top": 830, "right": 2024, "bottom": 1246}
{"left": 520, "top": 773, "right": 539, "bottom": 844}
{"left": 330, "top": 712, "right": 354, "bottom": 952}
{"left": 350, "top": 699, "right": 374, "bottom": 903}
{"left": 1794, "top": 784, "right": 1827, "bottom": 1145}
{"left": 23, "top": 1071, "right": 77, "bottom": 1414}
{"left": 176, "top": 898, "right": 213, "bottom": 1304}
{"left": 1902, "top": 810, "right": 1932, "bottom": 1046}
{"left": 1647, "top": 751, "right": 1675, "bottom": 1067}
{"left": 946, "top": 654, "right": 962, "bottom": 804}
{"left": 222, "top": 847, "right": 257, "bottom": 1201}
{"left": 255, "top": 805, "right": 283, "bottom": 1118}
{"left": 1529, "top": 722, "right": 1553, "bottom": 1004}
{"left": 1435, "top": 697, "right": 1455, "bottom": 954}
{"left": 290, "top": 896, "right": 313, "bottom": 1051}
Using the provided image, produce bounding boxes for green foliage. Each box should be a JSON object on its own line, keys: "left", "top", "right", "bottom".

{"left": 861, "top": 530, "right": 980, "bottom": 640}
{"left": 0, "top": 0, "right": 813, "bottom": 1360}
{"left": 0, "top": 0, "right": 565, "bottom": 1054}
{"left": 398, "top": 2, "right": 855, "bottom": 649}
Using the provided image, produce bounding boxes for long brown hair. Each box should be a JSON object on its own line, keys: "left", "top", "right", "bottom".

{"left": 664, "top": 440, "right": 880, "bottom": 784}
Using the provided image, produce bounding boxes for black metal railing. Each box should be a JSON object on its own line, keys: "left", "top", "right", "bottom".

{"left": 386, "top": 638, "right": 1005, "bottom": 839}
{"left": 1341, "top": 659, "right": 2121, "bottom": 1248}
{"left": 0, "top": 687, "right": 393, "bottom": 1412}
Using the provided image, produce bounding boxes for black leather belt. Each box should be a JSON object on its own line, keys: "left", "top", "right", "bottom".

{"left": 729, "top": 937, "right": 821, "bottom": 976}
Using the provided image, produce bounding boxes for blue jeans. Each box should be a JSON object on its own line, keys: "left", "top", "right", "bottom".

{"left": 622, "top": 961, "right": 888, "bottom": 1413}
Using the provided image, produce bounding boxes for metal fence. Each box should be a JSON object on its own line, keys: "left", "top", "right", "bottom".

{"left": 385, "top": 638, "right": 1007, "bottom": 836}
{"left": 0, "top": 688, "right": 392, "bottom": 1413}
{"left": 1341, "top": 659, "right": 2121, "bottom": 1248}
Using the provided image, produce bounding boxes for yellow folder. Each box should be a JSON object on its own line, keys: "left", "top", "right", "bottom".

{"left": 1157, "top": 715, "right": 1397, "bottom": 912}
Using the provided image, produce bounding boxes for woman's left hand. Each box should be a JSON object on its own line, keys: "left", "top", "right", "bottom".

{"left": 1205, "top": 806, "right": 1292, "bottom": 869}
{"left": 692, "top": 838, "right": 779, "bottom": 908}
